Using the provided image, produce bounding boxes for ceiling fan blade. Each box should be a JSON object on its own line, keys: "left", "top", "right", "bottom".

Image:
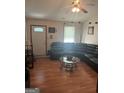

{"left": 80, "top": 8, "right": 88, "bottom": 13}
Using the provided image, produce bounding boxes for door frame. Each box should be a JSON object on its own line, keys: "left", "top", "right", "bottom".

{"left": 30, "top": 25, "right": 47, "bottom": 56}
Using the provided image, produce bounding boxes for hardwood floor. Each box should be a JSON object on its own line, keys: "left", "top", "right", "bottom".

{"left": 30, "top": 58, "right": 97, "bottom": 93}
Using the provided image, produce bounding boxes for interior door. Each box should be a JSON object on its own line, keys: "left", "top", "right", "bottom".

{"left": 31, "top": 25, "right": 47, "bottom": 57}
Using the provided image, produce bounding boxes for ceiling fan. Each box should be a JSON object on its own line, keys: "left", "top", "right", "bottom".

{"left": 71, "top": 0, "right": 88, "bottom": 13}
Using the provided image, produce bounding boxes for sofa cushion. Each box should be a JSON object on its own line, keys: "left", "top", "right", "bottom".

{"left": 84, "top": 54, "right": 94, "bottom": 58}
{"left": 89, "top": 58, "right": 98, "bottom": 64}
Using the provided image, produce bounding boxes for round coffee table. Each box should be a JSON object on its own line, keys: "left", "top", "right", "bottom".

{"left": 60, "top": 56, "right": 80, "bottom": 72}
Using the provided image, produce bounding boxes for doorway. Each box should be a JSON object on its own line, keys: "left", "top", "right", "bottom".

{"left": 31, "top": 25, "right": 47, "bottom": 57}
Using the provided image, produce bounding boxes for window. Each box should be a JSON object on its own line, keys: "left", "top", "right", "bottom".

{"left": 34, "top": 27, "right": 44, "bottom": 32}
{"left": 64, "top": 26, "right": 75, "bottom": 43}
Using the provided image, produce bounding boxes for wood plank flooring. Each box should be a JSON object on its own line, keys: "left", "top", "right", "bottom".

{"left": 30, "top": 58, "right": 97, "bottom": 93}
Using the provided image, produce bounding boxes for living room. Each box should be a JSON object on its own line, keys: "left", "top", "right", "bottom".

{"left": 25, "top": 0, "right": 98, "bottom": 93}
{"left": 1, "top": 0, "right": 124, "bottom": 93}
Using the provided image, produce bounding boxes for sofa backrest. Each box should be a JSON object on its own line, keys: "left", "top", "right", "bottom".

{"left": 50, "top": 42, "right": 98, "bottom": 56}
{"left": 86, "top": 44, "right": 98, "bottom": 57}
{"left": 51, "top": 42, "right": 87, "bottom": 50}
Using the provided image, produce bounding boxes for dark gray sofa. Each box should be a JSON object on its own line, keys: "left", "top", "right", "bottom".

{"left": 48, "top": 42, "right": 98, "bottom": 72}
{"left": 84, "top": 44, "right": 98, "bottom": 72}
{"left": 48, "top": 42, "right": 87, "bottom": 59}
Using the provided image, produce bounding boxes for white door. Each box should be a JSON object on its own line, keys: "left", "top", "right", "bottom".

{"left": 31, "top": 25, "right": 46, "bottom": 57}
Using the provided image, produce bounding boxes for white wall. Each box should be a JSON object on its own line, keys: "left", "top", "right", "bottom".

{"left": 26, "top": 18, "right": 64, "bottom": 50}
{"left": 25, "top": 18, "right": 83, "bottom": 51}
{"left": 81, "top": 17, "right": 98, "bottom": 45}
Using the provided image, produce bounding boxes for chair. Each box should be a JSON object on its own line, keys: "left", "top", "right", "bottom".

{"left": 25, "top": 66, "right": 30, "bottom": 88}
{"left": 25, "top": 45, "right": 34, "bottom": 68}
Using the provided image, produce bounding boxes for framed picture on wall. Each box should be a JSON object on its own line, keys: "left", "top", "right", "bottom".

{"left": 88, "top": 26, "right": 94, "bottom": 35}
{"left": 49, "top": 27, "right": 56, "bottom": 33}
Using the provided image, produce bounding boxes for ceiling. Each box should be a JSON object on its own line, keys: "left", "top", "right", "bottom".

{"left": 25, "top": 0, "right": 98, "bottom": 22}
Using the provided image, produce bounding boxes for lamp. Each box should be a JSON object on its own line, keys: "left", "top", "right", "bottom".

{"left": 71, "top": 0, "right": 88, "bottom": 13}
{"left": 72, "top": 6, "right": 80, "bottom": 13}
{"left": 72, "top": 0, "right": 80, "bottom": 13}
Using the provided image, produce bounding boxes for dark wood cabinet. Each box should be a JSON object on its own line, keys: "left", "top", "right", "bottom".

{"left": 25, "top": 45, "right": 34, "bottom": 69}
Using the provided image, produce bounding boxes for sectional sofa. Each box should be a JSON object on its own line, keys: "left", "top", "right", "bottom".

{"left": 48, "top": 42, "right": 98, "bottom": 72}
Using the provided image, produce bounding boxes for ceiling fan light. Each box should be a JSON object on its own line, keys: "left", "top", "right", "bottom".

{"left": 72, "top": 7, "right": 77, "bottom": 12}
{"left": 76, "top": 8, "right": 80, "bottom": 12}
